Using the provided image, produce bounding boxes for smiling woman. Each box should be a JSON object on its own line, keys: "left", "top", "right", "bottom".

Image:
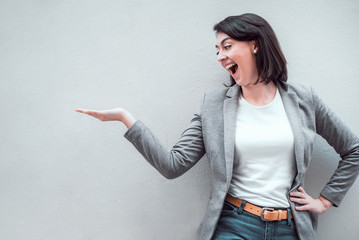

{"left": 216, "top": 35, "right": 258, "bottom": 88}
{"left": 76, "top": 13, "right": 359, "bottom": 240}
{"left": 214, "top": 14, "right": 287, "bottom": 87}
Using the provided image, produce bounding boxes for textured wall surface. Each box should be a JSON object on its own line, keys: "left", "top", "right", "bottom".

{"left": 1, "top": 0, "right": 358, "bottom": 239}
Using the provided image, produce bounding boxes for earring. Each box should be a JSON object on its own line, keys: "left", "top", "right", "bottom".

{"left": 253, "top": 49, "right": 257, "bottom": 54}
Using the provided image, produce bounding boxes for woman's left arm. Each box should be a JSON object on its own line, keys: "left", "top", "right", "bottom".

{"left": 291, "top": 87, "right": 359, "bottom": 214}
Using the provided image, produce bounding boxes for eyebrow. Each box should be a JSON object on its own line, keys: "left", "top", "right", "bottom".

{"left": 215, "top": 37, "right": 231, "bottom": 48}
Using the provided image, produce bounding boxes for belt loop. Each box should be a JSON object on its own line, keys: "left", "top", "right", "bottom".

{"left": 287, "top": 208, "right": 292, "bottom": 226}
{"left": 237, "top": 200, "right": 247, "bottom": 214}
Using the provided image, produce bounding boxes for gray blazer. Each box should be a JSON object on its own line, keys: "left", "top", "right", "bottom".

{"left": 124, "top": 81, "right": 359, "bottom": 240}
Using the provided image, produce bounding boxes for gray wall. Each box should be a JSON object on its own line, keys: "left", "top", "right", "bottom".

{"left": 1, "top": 0, "right": 358, "bottom": 239}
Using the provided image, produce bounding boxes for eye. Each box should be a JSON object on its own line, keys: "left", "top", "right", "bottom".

{"left": 224, "top": 45, "right": 231, "bottom": 50}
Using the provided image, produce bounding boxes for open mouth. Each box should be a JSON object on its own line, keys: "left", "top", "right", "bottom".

{"left": 226, "top": 63, "right": 238, "bottom": 75}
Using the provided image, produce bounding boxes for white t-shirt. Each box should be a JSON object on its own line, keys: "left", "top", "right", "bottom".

{"left": 228, "top": 88, "right": 296, "bottom": 208}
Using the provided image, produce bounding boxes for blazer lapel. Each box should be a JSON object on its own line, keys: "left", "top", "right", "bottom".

{"left": 278, "top": 83, "right": 305, "bottom": 182}
{"left": 223, "top": 84, "right": 240, "bottom": 187}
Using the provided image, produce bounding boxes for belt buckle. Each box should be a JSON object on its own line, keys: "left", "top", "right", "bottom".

{"left": 260, "top": 207, "right": 274, "bottom": 221}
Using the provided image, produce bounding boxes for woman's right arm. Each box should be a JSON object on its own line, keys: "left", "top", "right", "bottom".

{"left": 75, "top": 97, "right": 206, "bottom": 179}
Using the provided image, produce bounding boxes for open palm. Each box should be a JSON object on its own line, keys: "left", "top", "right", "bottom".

{"left": 76, "top": 107, "right": 136, "bottom": 128}
{"left": 75, "top": 108, "right": 125, "bottom": 121}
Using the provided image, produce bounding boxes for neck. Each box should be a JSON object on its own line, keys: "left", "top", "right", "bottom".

{"left": 241, "top": 81, "right": 277, "bottom": 106}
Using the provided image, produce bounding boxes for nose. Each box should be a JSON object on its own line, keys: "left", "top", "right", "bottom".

{"left": 217, "top": 51, "right": 227, "bottom": 62}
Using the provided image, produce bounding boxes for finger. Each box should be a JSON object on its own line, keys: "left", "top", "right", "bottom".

{"left": 295, "top": 205, "right": 310, "bottom": 211}
{"left": 289, "top": 191, "right": 305, "bottom": 198}
{"left": 76, "top": 108, "right": 97, "bottom": 115}
{"left": 83, "top": 110, "right": 98, "bottom": 115}
{"left": 86, "top": 111, "right": 103, "bottom": 118}
{"left": 77, "top": 109, "right": 99, "bottom": 117}
{"left": 290, "top": 197, "right": 307, "bottom": 204}
{"left": 75, "top": 108, "right": 86, "bottom": 113}
{"left": 298, "top": 186, "right": 307, "bottom": 194}
{"left": 76, "top": 109, "right": 108, "bottom": 121}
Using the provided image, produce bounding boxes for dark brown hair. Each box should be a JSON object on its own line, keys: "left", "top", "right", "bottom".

{"left": 213, "top": 13, "right": 287, "bottom": 86}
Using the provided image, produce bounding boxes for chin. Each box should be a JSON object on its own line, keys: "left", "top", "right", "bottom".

{"left": 234, "top": 77, "right": 244, "bottom": 86}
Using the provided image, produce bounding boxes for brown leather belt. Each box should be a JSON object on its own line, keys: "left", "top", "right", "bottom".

{"left": 225, "top": 194, "right": 293, "bottom": 221}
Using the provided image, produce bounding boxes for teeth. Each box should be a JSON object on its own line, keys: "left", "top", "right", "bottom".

{"left": 226, "top": 64, "right": 236, "bottom": 70}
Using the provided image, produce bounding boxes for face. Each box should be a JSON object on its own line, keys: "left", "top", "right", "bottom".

{"left": 215, "top": 32, "right": 258, "bottom": 87}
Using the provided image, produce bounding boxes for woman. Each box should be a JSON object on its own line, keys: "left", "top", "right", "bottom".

{"left": 76, "top": 13, "right": 359, "bottom": 240}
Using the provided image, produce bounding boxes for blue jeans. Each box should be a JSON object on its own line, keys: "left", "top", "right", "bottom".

{"left": 213, "top": 201, "right": 298, "bottom": 240}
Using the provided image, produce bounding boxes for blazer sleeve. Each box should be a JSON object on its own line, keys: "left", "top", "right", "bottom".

{"left": 312, "top": 87, "right": 359, "bottom": 207}
{"left": 123, "top": 95, "right": 206, "bottom": 179}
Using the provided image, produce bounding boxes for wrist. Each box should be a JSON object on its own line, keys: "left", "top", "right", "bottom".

{"left": 318, "top": 195, "right": 333, "bottom": 209}
{"left": 118, "top": 109, "right": 131, "bottom": 121}
{"left": 120, "top": 110, "right": 136, "bottom": 129}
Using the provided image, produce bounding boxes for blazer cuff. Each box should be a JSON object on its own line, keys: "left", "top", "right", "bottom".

{"left": 123, "top": 120, "right": 144, "bottom": 142}
{"left": 320, "top": 187, "right": 341, "bottom": 208}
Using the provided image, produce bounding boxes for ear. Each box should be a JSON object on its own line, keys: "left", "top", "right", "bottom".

{"left": 250, "top": 40, "right": 258, "bottom": 51}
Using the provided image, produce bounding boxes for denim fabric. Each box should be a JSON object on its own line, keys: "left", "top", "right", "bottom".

{"left": 213, "top": 202, "right": 298, "bottom": 240}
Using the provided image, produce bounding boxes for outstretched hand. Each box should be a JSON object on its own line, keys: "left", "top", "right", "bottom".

{"left": 289, "top": 186, "right": 333, "bottom": 215}
{"left": 75, "top": 108, "right": 136, "bottom": 128}
{"left": 75, "top": 108, "right": 126, "bottom": 121}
